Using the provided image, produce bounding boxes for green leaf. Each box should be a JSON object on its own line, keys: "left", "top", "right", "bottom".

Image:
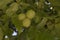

{"left": 6, "top": 2, "right": 19, "bottom": 17}
{"left": 37, "top": 17, "right": 48, "bottom": 29}
{"left": 11, "top": 14, "right": 23, "bottom": 34}
{"left": 0, "top": 0, "right": 13, "bottom": 10}
{"left": 55, "top": 23, "right": 60, "bottom": 37}
{"left": 0, "top": 27, "right": 3, "bottom": 40}
{"left": 49, "top": 0, "right": 60, "bottom": 6}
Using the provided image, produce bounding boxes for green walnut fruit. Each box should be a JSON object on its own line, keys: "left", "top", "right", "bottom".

{"left": 26, "top": 9, "right": 36, "bottom": 19}
{"left": 22, "top": 18, "right": 31, "bottom": 28}
{"left": 18, "top": 13, "right": 26, "bottom": 21}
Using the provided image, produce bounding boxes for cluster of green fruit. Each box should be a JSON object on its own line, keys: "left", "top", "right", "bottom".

{"left": 0, "top": 0, "right": 60, "bottom": 40}
{"left": 18, "top": 9, "right": 35, "bottom": 28}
